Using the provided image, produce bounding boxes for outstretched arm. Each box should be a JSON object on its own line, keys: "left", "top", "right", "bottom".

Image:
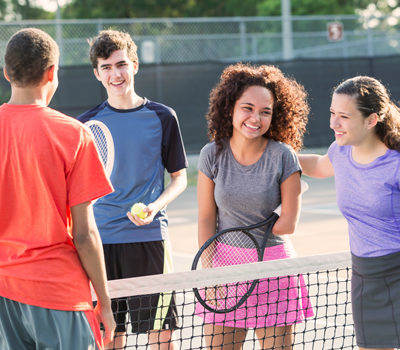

{"left": 127, "top": 168, "right": 187, "bottom": 225}
{"left": 71, "top": 201, "right": 115, "bottom": 346}
{"left": 298, "top": 153, "right": 334, "bottom": 178}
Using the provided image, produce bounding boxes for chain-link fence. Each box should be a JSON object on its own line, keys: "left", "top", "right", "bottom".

{"left": 0, "top": 14, "right": 400, "bottom": 66}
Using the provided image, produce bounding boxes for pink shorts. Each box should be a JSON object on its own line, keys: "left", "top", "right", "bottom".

{"left": 195, "top": 242, "right": 314, "bottom": 328}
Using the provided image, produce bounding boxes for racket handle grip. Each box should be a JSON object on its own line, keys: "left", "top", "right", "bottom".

{"left": 273, "top": 205, "right": 282, "bottom": 216}
{"left": 300, "top": 179, "right": 309, "bottom": 194}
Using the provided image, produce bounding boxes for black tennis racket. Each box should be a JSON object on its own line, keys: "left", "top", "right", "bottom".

{"left": 192, "top": 180, "right": 309, "bottom": 314}
{"left": 192, "top": 211, "right": 279, "bottom": 313}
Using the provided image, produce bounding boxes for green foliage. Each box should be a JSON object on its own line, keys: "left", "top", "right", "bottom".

{"left": 0, "top": 0, "right": 54, "bottom": 20}
{"left": 0, "top": 0, "right": 8, "bottom": 19}
{"left": 183, "top": 0, "right": 260, "bottom": 17}
{"left": 11, "top": 0, "right": 53, "bottom": 19}
{"left": 61, "top": 0, "right": 378, "bottom": 19}
{"left": 61, "top": 0, "right": 262, "bottom": 19}
{"left": 0, "top": 0, "right": 394, "bottom": 20}
{"left": 62, "top": 0, "right": 185, "bottom": 19}
{"left": 258, "top": 0, "right": 375, "bottom": 16}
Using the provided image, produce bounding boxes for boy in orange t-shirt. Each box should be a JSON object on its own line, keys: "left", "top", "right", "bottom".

{"left": 0, "top": 28, "right": 115, "bottom": 349}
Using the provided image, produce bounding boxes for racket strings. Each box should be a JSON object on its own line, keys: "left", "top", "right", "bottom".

{"left": 86, "top": 121, "right": 115, "bottom": 176}
{"left": 200, "top": 229, "right": 260, "bottom": 268}
{"left": 89, "top": 124, "right": 109, "bottom": 166}
{"left": 197, "top": 228, "right": 265, "bottom": 312}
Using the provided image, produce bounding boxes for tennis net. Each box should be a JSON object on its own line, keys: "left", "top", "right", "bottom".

{"left": 94, "top": 251, "right": 355, "bottom": 349}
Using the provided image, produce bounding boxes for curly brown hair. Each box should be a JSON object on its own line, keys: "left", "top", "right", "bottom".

{"left": 334, "top": 76, "right": 400, "bottom": 151}
{"left": 89, "top": 29, "right": 138, "bottom": 69}
{"left": 206, "top": 63, "right": 309, "bottom": 152}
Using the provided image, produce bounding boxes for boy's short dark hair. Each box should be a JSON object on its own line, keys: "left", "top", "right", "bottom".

{"left": 89, "top": 29, "right": 138, "bottom": 69}
{"left": 5, "top": 28, "right": 59, "bottom": 87}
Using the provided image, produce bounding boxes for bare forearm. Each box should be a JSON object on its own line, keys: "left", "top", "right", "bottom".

{"left": 71, "top": 202, "right": 115, "bottom": 345}
{"left": 298, "top": 153, "right": 334, "bottom": 178}
{"left": 298, "top": 154, "right": 322, "bottom": 177}
{"left": 152, "top": 169, "right": 187, "bottom": 212}
{"left": 197, "top": 171, "right": 217, "bottom": 247}
{"left": 127, "top": 169, "right": 187, "bottom": 226}
{"left": 272, "top": 214, "right": 299, "bottom": 235}
{"left": 71, "top": 202, "right": 110, "bottom": 306}
{"left": 272, "top": 172, "right": 301, "bottom": 235}
{"left": 74, "top": 228, "right": 110, "bottom": 305}
{"left": 198, "top": 218, "right": 217, "bottom": 247}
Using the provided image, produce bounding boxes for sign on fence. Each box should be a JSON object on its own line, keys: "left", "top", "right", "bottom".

{"left": 327, "top": 22, "right": 343, "bottom": 42}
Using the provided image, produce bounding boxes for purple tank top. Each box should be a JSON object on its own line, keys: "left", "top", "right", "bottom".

{"left": 328, "top": 142, "right": 400, "bottom": 257}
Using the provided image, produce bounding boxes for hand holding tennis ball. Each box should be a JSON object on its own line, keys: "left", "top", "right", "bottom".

{"left": 130, "top": 202, "right": 148, "bottom": 219}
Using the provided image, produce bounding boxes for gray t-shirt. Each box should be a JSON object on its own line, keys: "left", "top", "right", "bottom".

{"left": 198, "top": 139, "right": 301, "bottom": 247}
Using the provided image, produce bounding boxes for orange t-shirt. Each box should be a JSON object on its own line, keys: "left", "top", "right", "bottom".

{"left": 0, "top": 103, "right": 113, "bottom": 311}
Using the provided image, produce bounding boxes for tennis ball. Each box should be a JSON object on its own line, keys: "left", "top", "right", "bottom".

{"left": 130, "top": 202, "right": 148, "bottom": 219}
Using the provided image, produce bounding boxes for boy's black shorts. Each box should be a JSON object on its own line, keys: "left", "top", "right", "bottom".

{"left": 103, "top": 240, "right": 179, "bottom": 333}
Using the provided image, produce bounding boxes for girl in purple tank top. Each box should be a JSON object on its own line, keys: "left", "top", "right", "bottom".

{"left": 299, "top": 76, "right": 400, "bottom": 350}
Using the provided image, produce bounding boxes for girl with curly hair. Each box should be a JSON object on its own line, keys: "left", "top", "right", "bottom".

{"left": 299, "top": 76, "right": 400, "bottom": 350}
{"left": 196, "top": 63, "right": 312, "bottom": 349}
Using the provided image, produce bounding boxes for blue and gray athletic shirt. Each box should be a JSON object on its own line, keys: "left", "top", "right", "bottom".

{"left": 78, "top": 98, "right": 188, "bottom": 244}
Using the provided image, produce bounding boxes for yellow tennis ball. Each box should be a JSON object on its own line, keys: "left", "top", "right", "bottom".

{"left": 130, "top": 202, "right": 148, "bottom": 219}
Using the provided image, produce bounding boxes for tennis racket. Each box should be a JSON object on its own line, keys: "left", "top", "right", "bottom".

{"left": 192, "top": 180, "right": 309, "bottom": 314}
{"left": 192, "top": 211, "right": 279, "bottom": 313}
{"left": 86, "top": 120, "right": 115, "bottom": 177}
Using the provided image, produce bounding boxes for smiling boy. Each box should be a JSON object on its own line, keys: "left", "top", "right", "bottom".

{"left": 78, "top": 30, "right": 187, "bottom": 350}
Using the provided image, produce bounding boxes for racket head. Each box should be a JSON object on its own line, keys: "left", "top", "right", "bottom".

{"left": 86, "top": 120, "right": 115, "bottom": 176}
{"left": 192, "top": 213, "right": 279, "bottom": 313}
